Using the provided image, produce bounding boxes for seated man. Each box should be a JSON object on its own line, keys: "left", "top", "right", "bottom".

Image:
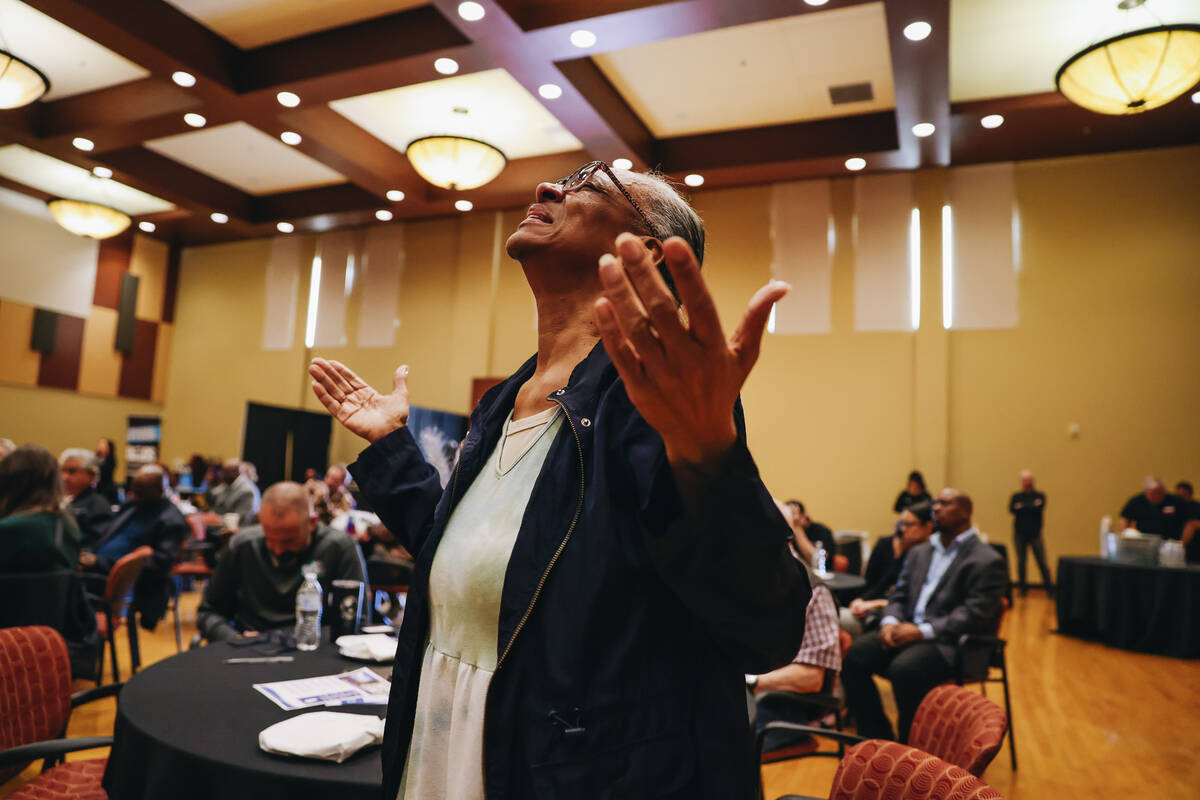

{"left": 1119, "top": 477, "right": 1186, "bottom": 539}
{"left": 60, "top": 448, "right": 114, "bottom": 550}
{"left": 784, "top": 499, "right": 836, "bottom": 568}
{"left": 197, "top": 482, "right": 367, "bottom": 642}
{"left": 841, "top": 488, "right": 1005, "bottom": 743}
{"left": 1176, "top": 481, "right": 1200, "bottom": 563}
{"left": 80, "top": 464, "right": 189, "bottom": 628}
{"left": 206, "top": 458, "right": 260, "bottom": 526}
{"left": 312, "top": 464, "right": 355, "bottom": 524}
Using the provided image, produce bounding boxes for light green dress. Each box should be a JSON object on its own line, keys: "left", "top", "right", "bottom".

{"left": 398, "top": 405, "right": 563, "bottom": 800}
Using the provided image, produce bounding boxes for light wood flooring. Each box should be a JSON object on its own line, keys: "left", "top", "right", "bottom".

{"left": 3, "top": 591, "right": 1198, "bottom": 799}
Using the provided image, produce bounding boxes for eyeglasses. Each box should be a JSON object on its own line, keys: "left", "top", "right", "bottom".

{"left": 557, "top": 161, "right": 661, "bottom": 239}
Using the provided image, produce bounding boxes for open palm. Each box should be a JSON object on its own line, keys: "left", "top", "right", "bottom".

{"left": 309, "top": 358, "right": 410, "bottom": 443}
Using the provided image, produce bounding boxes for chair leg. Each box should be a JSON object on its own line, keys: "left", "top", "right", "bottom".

{"left": 127, "top": 612, "right": 142, "bottom": 674}
{"left": 1000, "top": 654, "right": 1017, "bottom": 771}
{"left": 106, "top": 610, "right": 119, "bottom": 684}
{"left": 173, "top": 577, "right": 184, "bottom": 653}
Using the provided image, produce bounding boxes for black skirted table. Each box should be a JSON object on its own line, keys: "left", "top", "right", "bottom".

{"left": 1056, "top": 556, "right": 1200, "bottom": 658}
{"left": 822, "top": 573, "right": 866, "bottom": 606}
{"left": 102, "top": 640, "right": 385, "bottom": 800}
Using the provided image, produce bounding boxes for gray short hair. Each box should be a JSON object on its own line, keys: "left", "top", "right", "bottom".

{"left": 262, "top": 481, "right": 313, "bottom": 520}
{"left": 60, "top": 448, "right": 100, "bottom": 476}
{"left": 0, "top": 438, "right": 15, "bottom": 459}
{"left": 626, "top": 170, "right": 706, "bottom": 301}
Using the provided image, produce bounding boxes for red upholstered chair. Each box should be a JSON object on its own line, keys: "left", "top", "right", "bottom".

{"left": 907, "top": 685, "right": 1007, "bottom": 778}
{"left": 827, "top": 740, "right": 1004, "bottom": 800}
{"left": 0, "top": 626, "right": 120, "bottom": 800}
{"left": 88, "top": 545, "right": 153, "bottom": 683}
{"left": 832, "top": 554, "right": 850, "bottom": 574}
{"left": 170, "top": 513, "right": 220, "bottom": 652}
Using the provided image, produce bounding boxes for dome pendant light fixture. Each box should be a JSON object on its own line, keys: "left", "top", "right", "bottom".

{"left": 405, "top": 135, "right": 506, "bottom": 190}
{"left": 1056, "top": 1, "right": 1200, "bottom": 115}
{"left": 0, "top": 49, "right": 50, "bottom": 109}
{"left": 46, "top": 198, "right": 132, "bottom": 239}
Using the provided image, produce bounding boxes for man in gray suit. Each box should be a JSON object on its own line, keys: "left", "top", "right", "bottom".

{"left": 842, "top": 488, "right": 1006, "bottom": 742}
{"left": 207, "top": 458, "right": 260, "bottom": 526}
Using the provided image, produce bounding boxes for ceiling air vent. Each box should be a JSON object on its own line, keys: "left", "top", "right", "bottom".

{"left": 828, "top": 82, "right": 874, "bottom": 105}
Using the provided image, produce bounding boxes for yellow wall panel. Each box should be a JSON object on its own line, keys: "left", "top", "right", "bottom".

{"left": 152, "top": 322, "right": 172, "bottom": 404}
{"left": 130, "top": 233, "right": 168, "bottom": 322}
{"left": 77, "top": 306, "right": 122, "bottom": 397}
{"left": 0, "top": 300, "right": 40, "bottom": 386}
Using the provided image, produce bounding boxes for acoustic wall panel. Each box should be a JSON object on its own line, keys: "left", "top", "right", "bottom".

{"left": 0, "top": 300, "right": 40, "bottom": 386}
{"left": 36, "top": 313, "right": 85, "bottom": 391}
{"left": 162, "top": 244, "right": 180, "bottom": 323}
{"left": 114, "top": 273, "right": 140, "bottom": 352}
{"left": 769, "top": 180, "right": 832, "bottom": 334}
{"left": 78, "top": 307, "right": 122, "bottom": 397}
{"left": 261, "top": 236, "right": 302, "bottom": 351}
{"left": 0, "top": 187, "right": 99, "bottom": 318}
{"left": 311, "top": 230, "right": 352, "bottom": 348}
{"left": 130, "top": 234, "right": 169, "bottom": 322}
{"left": 358, "top": 224, "right": 406, "bottom": 348}
{"left": 854, "top": 173, "right": 915, "bottom": 332}
{"left": 947, "top": 163, "right": 1018, "bottom": 329}
{"left": 152, "top": 323, "right": 172, "bottom": 403}
{"left": 118, "top": 319, "right": 158, "bottom": 400}
{"left": 30, "top": 309, "right": 58, "bottom": 354}
{"left": 93, "top": 230, "right": 133, "bottom": 309}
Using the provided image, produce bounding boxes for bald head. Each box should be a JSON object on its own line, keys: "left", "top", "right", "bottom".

{"left": 260, "top": 482, "right": 316, "bottom": 558}
{"left": 1020, "top": 470, "right": 1034, "bottom": 491}
{"left": 221, "top": 458, "right": 242, "bottom": 484}
{"left": 1144, "top": 476, "right": 1165, "bottom": 504}
{"left": 131, "top": 464, "right": 165, "bottom": 504}
{"left": 932, "top": 487, "right": 973, "bottom": 536}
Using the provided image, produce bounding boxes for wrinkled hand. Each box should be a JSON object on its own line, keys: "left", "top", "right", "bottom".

{"left": 884, "top": 622, "right": 923, "bottom": 648}
{"left": 849, "top": 598, "right": 868, "bottom": 618}
{"left": 309, "top": 358, "right": 411, "bottom": 443}
{"left": 594, "top": 234, "right": 789, "bottom": 468}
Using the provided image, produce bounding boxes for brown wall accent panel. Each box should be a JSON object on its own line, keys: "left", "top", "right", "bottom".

{"left": 118, "top": 319, "right": 158, "bottom": 400}
{"left": 93, "top": 230, "right": 134, "bottom": 309}
{"left": 162, "top": 242, "right": 181, "bottom": 323}
{"left": 35, "top": 313, "right": 85, "bottom": 391}
{"left": 114, "top": 272, "right": 140, "bottom": 353}
{"left": 0, "top": 300, "right": 41, "bottom": 386}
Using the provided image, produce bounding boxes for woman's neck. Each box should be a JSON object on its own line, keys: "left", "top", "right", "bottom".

{"left": 513, "top": 290, "right": 601, "bottom": 418}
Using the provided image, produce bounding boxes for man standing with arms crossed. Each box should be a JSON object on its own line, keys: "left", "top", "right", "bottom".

{"left": 1009, "top": 470, "right": 1052, "bottom": 596}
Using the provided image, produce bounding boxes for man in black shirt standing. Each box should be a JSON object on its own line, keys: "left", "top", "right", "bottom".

{"left": 1119, "top": 477, "right": 1186, "bottom": 539}
{"left": 1008, "top": 470, "right": 1051, "bottom": 596}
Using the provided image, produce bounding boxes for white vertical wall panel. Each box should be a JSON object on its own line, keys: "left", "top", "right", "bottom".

{"left": 854, "top": 173, "right": 915, "bottom": 332}
{"left": 357, "top": 224, "right": 405, "bottom": 348}
{"left": 260, "top": 235, "right": 301, "bottom": 350}
{"left": 948, "top": 163, "right": 1018, "bottom": 329}
{"left": 0, "top": 187, "right": 98, "bottom": 317}
{"left": 313, "top": 230, "right": 352, "bottom": 348}
{"left": 769, "top": 180, "right": 832, "bottom": 334}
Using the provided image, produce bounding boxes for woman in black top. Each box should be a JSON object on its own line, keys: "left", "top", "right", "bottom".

{"left": 840, "top": 501, "right": 933, "bottom": 635}
{"left": 95, "top": 437, "right": 119, "bottom": 505}
{"left": 892, "top": 470, "right": 931, "bottom": 513}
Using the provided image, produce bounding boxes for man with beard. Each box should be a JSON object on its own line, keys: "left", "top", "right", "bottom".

{"left": 196, "top": 482, "right": 366, "bottom": 642}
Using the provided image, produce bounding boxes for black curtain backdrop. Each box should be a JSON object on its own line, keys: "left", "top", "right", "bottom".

{"left": 242, "top": 403, "right": 332, "bottom": 489}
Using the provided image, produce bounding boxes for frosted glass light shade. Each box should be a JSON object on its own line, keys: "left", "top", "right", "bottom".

{"left": 47, "top": 198, "right": 132, "bottom": 239}
{"left": 405, "top": 135, "right": 506, "bottom": 190}
{"left": 0, "top": 49, "right": 49, "bottom": 109}
{"left": 1057, "top": 25, "right": 1200, "bottom": 115}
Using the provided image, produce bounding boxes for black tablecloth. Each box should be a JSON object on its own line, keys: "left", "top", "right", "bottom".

{"left": 1056, "top": 556, "right": 1200, "bottom": 658}
{"left": 823, "top": 573, "right": 866, "bottom": 606}
{"left": 102, "top": 639, "right": 386, "bottom": 800}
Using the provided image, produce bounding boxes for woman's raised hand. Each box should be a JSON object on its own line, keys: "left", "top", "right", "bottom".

{"left": 594, "top": 233, "right": 788, "bottom": 470}
{"left": 309, "top": 358, "right": 411, "bottom": 443}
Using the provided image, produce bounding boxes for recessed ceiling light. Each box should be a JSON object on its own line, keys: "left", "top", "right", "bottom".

{"left": 845, "top": 157, "right": 866, "bottom": 171}
{"left": 455, "top": 199, "right": 473, "bottom": 212}
{"left": 1191, "top": 90, "right": 1199, "bottom": 103}
{"left": 276, "top": 91, "right": 300, "bottom": 107}
{"left": 612, "top": 158, "right": 633, "bottom": 170}
{"left": 210, "top": 212, "right": 228, "bottom": 224}
{"left": 803, "top": 0, "right": 829, "bottom": 5}
{"left": 434, "top": 58, "right": 459, "bottom": 75}
{"left": 375, "top": 209, "right": 393, "bottom": 221}
{"left": 280, "top": 131, "right": 302, "bottom": 145}
{"left": 980, "top": 114, "right": 1005, "bottom": 129}
{"left": 91, "top": 166, "right": 113, "bottom": 179}
{"left": 138, "top": 221, "right": 156, "bottom": 233}
{"left": 72, "top": 137, "right": 94, "bottom": 151}
{"left": 903, "top": 21, "right": 932, "bottom": 41}
{"left": 171, "top": 71, "right": 196, "bottom": 88}
{"left": 538, "top": 83, "right": 562, "bottom": 100}
{"left": 458, "top": 1, "right": 485, "bottom": 21}
{"left": 184, "top": 113, "right": 206, "bottom": 128}
{"left": 276, "top": 222, "right": 294, "bottom": 233}
{"left": 570, "top": 30, "right": 597, "bottom": 48}
{"left": 912, "top": 122, "right": 936, "bottom": 137}
{"left": 684, "top": 173, "right": 704, "bottom": 187}
{"left": 386, "top": 189, "right": 405, "bottom": 202}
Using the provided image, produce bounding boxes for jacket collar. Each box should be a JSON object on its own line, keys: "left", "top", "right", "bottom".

{"left": 471, "top": 340, "right": 616, "bottom": 430}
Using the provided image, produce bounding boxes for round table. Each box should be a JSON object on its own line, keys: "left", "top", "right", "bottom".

{"left": 821, "top": 572, "right": 866, "bottom": 606}
{"left": 102, "top": 640, "right": 386, "bottom": 800}
{"left": 1056, "top": 556, "right": 1200, "bottom": 658}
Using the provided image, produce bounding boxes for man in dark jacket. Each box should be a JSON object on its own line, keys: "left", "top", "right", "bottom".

{"left": 310, "top": 162, "right": 809, "bottom": 800}
{"left": 841, "top": 489, "right": 1005, "bottom": 743}
{"left": 80, "top": 464, "right": 188, "bottom": 628}
{"left": 60, "top": 448, "right": 113, "bottom": 550}
{"left": 1009, "top": 469, "right": 1052, "bottom": 594}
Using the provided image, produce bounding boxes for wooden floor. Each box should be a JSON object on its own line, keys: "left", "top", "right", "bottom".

{"left": 4, "top": 591, "right": 1199, "bottom": 799}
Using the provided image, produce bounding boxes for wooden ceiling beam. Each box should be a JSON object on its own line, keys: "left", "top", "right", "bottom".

{"left": 880, "top": 0, "right": 950, "bottom": 168}
{"left": 100, "top": 147, "right": 254, "bottom": 220}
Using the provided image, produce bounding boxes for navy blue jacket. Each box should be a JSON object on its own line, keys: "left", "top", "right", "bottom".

{"left": 350, "top": 342, "right": 810, "bottom": 800}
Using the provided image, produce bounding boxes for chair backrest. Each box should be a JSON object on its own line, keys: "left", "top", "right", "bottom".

{"left": 907, "top": 685, "right": 1008, "bottom": 778}
{"left": 185, "top": 513, "right": 207, "bottom": 542}
{"left": 830, "top": 740, "right": 1004, "bottom": 800}
{"left": 105, "top": 546, "right": 154, "bottom": 617}
{"left": 366, "top": 557, "right": 413, "bottom": 590}
{"left": 833, "top": 531, "right": 870, "bottom": 576}
{"left": 0, "top": 626, "right": 73, "bottom": 783}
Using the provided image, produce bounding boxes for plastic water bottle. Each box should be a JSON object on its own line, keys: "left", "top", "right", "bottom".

{"left": 812, "top": 543, "right": 827, "bottom": 575}
{"left": 294, "top": 569, "right": 323, "bottom": 651}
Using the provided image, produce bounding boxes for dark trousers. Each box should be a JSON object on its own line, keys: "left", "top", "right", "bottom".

{"left": 1014, "top": 530, "right": 1053, "bottom": 591}
{"left": 841, "top": 632, "right": 954, "bottom": 743}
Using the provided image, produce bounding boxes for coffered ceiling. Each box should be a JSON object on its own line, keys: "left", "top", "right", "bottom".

{"left": 0, "top": 0, "right": 1195, "bottom": 246}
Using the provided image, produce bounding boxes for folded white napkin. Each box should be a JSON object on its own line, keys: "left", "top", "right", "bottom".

{"left": 335, "top": 633, "right": 397, "bottom": 662}
{"left": 259, "top": 711, "right": 385, "bottom": 763}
